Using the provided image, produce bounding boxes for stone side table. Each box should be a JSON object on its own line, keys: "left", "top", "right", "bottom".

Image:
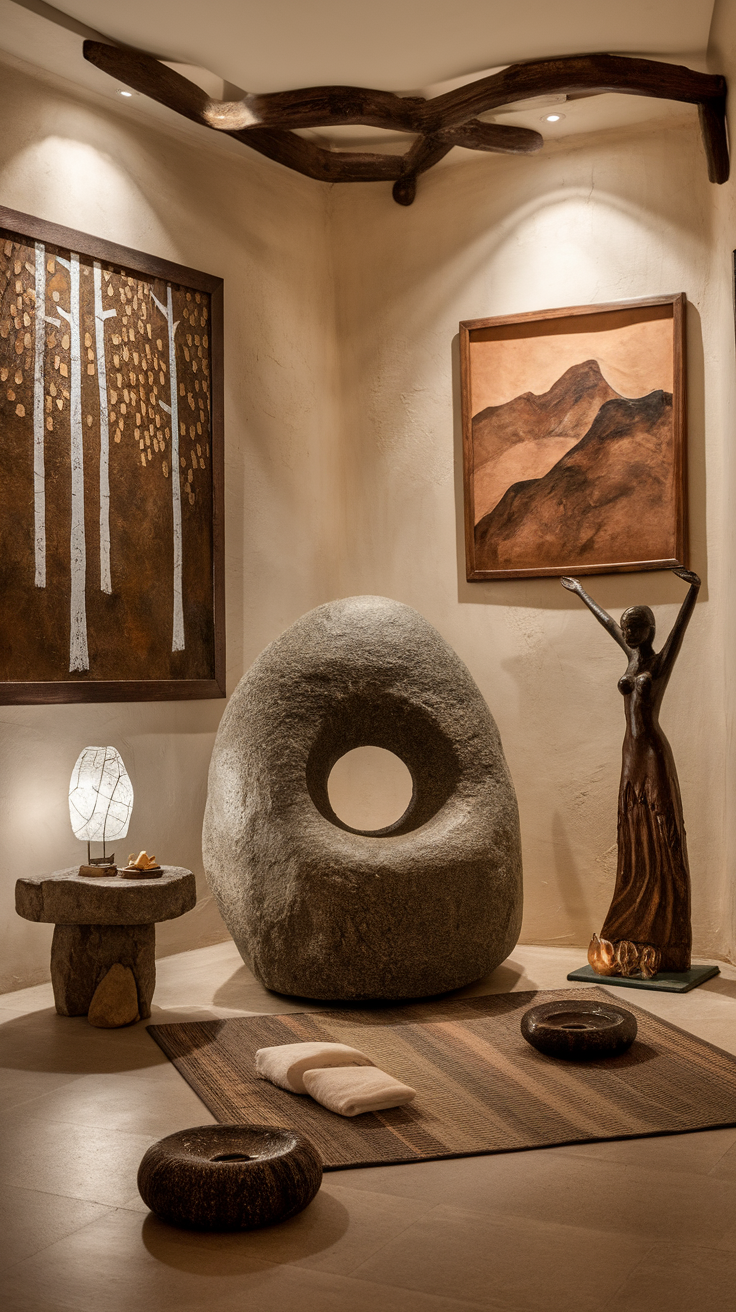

{"left": 15, "top": 866, "right": 196, "bottom": 1022}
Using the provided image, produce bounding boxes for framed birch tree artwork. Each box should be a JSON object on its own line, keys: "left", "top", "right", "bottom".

{"left": 460, "top": 296, "right": 687, "bottom": 581}
{"left": 0, "top": 207, "right": 224, "bottom": 703}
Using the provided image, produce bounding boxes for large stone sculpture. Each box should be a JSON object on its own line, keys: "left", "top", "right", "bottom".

{"left": 203, "top": 596, "right": 522, "bottom": 1000}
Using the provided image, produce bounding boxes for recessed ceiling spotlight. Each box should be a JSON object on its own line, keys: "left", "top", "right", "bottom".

{"left": 118, "top": 90, "right": 134, "bottom": 98}
{"left": 543, "top": 112, "right": 565, "bottom": 122}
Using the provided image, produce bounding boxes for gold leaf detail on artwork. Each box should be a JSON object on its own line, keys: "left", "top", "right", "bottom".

{"left": 52, "top": 290, "right": 60, "bottom": 302}
{"left": 84, "top": 332, "right": 92, "bottom": 348}
{"left": 87, "top": 347, "right": 94, "bottom": 361}
{"left": 46, "top": 416, "right": 53, "bottom": 430}
{"left": 114, "top": 432, "right": 121, "bottom": 443}
{"left": 61, "top": 334, "right": 70, "bottom": 350}
{"left": 56, "top": 399, "right": 63, "bottom": 410}
{"left": 107, "top": 284, "right": 114, "bottom": 296}
{"left": 120, "top": 402, "right": 127, "bottom": 415}
{"left": 86, "top": 415, "right": 93, "bottom": 426}
{"left": 187, "top": 468, "right": 193, "bottom": 483}
{"left": 180, "top": 456, "right": 186, "bottom": 468}
{"left": 140, "top": 452, "right": 146, "bottom": 466}
{"left": 59, "top": 363, "right": 68, "bottom": 377}
{"left": 7, "top": 388, "right": 15, "bottom": 400}
{"left": 87, "top": 364, "right": 94, "bottom": 375}
{"left": 163, "top": 461, "right": 168, "bottom": 477}
{"left": 14, "top": 369, "right": 22, "bottom": 385}
{"left": 15, "top": 403, "right": 25, "bottom": 417}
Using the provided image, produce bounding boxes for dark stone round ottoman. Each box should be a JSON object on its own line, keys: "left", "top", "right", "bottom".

{"left": 203, "top": 595, "right": 523, "bottom": 1000}
{"left": 137, "top": 1125, "right": 323, "bottom": 1230}
{"left": 521, "top": 1000, "right": 638, "bottom": 1061}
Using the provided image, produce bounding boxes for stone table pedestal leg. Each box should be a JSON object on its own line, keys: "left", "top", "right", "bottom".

{"left": 50, "top": 923, "right": 156, "bottom": 1018}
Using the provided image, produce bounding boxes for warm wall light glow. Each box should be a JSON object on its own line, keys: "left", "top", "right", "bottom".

{"left": 69, "top": 746, "right": 134, "bottom": 843}
{"left": 118, "top": 90, "right": 133, "bottom": 98}
{"left": 544, "top": 113, "right": 564, "bottom": 122}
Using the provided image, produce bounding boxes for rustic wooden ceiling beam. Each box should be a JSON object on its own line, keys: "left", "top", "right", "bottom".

{"left": 82, "top": 41, "right": 728, "bottom": 203}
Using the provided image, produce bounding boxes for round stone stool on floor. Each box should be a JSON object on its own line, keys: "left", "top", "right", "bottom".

{"left": 521, "top": 999, "right": 638, "bottom": 1061}
{"left": 204, "top": 595, "right": 523, "bottom": 1000}
{"left": 138, "top": 1125, "right": 323, "bottom": 1230}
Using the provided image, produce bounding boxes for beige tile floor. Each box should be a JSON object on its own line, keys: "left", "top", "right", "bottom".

{"left": 2, "top": 940, "right": 736, "bottom": 1311}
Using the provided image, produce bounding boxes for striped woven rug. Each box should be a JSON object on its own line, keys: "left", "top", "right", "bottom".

{"left": 147, "top": 987, "right": 736, "bottom": 1170}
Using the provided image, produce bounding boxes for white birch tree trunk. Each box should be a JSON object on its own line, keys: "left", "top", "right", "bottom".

{"left": 152, "top": 284, "right": 184, "bottom": 652}
{"left": 57, "top": 252, "right": 88, "bottom": 672}
{"left": 93, "top": 262, "right": 117, "bottom": 595}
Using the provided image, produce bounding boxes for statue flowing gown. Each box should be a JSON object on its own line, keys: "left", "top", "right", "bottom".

{"left": 561, "top": 569, "right": 700, "bottom": 978}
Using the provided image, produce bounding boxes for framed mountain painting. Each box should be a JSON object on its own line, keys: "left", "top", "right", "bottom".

{"left": 0, "top": 206, "right": 224, "bottom": 703}
{"left": 460, "top": 295, "right": 687, "bottom": 580}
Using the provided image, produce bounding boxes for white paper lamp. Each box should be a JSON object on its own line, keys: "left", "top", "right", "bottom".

{"left": 69, "top": 746, "right": 134, "bottom": 865}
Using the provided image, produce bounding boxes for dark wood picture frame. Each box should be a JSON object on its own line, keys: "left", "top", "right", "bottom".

{"left": 460, "top": 295, "right": 687, "bottom": 581}
{"left": 0, "top": 205, "right": 224, "bottom": 704}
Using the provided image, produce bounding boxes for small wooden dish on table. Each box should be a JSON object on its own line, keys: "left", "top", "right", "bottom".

{"left": 15, "top": 866, "right": 195, "bottom": 1026}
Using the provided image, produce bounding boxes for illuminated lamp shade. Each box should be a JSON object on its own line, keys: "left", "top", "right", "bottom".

{"left": 69, "top": 746, "right": 134, "bottom": 865}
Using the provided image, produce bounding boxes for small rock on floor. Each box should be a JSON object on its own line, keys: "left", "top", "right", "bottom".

{"left": 87, "top": 963, "right": 140, "bottom": 1028}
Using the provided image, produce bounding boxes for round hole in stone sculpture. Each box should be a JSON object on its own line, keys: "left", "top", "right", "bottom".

{"left": 327, "top": 747, "right": 413, "bottom": 834}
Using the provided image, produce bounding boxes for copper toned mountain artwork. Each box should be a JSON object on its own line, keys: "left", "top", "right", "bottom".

{"left": 460, "top": 298, "right": 686, "bottom": 581}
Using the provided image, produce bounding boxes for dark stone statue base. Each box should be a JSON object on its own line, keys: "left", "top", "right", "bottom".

{"left": 567, "top": 963, "right": 720, "bottom": 994}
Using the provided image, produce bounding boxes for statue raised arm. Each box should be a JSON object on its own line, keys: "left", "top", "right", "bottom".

{"left": 562, "top": 567, "right": 700, "bottom": 979}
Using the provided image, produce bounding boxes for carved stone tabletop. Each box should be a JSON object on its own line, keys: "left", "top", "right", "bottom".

{"left": 16, "top": 866, "right": 196, "bottom": 926}
{"left": 15, "top": 866, "right": 196, "bottom": 1025}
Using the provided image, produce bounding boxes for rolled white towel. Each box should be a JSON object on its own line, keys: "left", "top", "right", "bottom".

{"left": 255, "top": 1041, "right": 375, "bottom": 1094}
{"left": 302, "top": 1065, "right": 417, "bottom": 1117}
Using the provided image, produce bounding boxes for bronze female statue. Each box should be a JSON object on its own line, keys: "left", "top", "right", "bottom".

{"left": 561, "top": 568, "right": 700, "bottom": 979}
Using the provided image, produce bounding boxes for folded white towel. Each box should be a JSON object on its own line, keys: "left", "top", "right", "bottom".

{"left": 255, "top": 1041, "right": 375, "bottom": 1094}
{"left": 302, "top": 1065, "right": 417, "bottom": 1117}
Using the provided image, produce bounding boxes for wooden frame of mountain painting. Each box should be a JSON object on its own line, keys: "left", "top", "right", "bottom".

{"left": 460, "top": 294, "right": 687, "bottom": 581}
{"left": 0, "top": 205, "right": 225, "bottom": 703}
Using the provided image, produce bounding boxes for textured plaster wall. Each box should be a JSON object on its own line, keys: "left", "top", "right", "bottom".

{"left": 329, "top": 108, "right": 735, "bottom": 962}
{"left": 3, "top": 22, "right": 736, "bottom": 990}
{"left": 0, "top": 53, "right": 341, "bottom": 991}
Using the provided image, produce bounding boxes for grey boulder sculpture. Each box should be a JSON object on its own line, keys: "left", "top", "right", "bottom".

{"left": 203, "top": 596, "right": 522, "bottom": 1000}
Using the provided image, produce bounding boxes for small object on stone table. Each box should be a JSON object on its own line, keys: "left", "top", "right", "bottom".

{"left": 78, "top": 863, "right": 117, "bottom": 878}
{"left": 137, "top": 1125, "right": 323, "bottom": 1231}
{"left": 121, "top": 851, "right": 163, "bottom": 878}
{"left": 521, "top": 999, "right": 637, "bottom": 1061}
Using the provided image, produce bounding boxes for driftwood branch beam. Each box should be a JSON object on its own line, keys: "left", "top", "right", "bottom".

{"left": 83, "top": 42, "right": 728, "bottom": 204}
